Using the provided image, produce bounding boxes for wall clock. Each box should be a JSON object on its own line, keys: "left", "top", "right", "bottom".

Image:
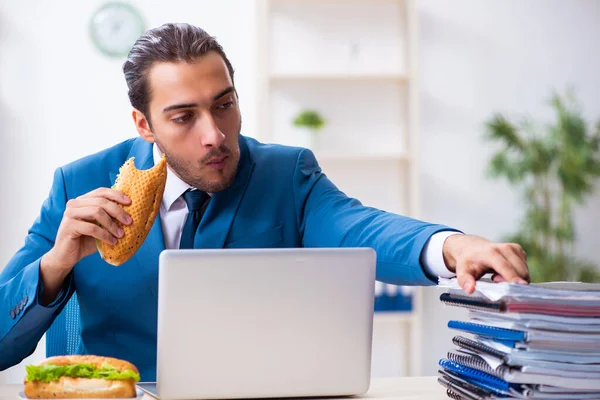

{"left": 89, "top": 2, "right": 146, "bottom": 58}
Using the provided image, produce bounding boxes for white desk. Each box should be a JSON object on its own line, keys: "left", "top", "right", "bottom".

{"left": 0, "top": 377, "right": 447, "bottom": 399}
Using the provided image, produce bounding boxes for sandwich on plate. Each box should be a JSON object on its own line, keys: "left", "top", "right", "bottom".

{"left": 24, "top": 355, "right": 140, "bottom": 398}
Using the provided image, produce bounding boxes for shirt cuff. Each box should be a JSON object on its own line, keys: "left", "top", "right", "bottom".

{"left": 422, "top": 231, "right": 462, "bottom": 279}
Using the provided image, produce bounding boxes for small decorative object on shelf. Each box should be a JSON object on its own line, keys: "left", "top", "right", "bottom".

{"left": 292, "top": 109, "right": 326, "bottom": 149}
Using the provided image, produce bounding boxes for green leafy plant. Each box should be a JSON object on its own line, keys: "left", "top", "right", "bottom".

{"left": 293, "top": 109, "right": 325, "bottom": 131}
{"left": 484, "top": 89, "right": 600, "bottom": 282}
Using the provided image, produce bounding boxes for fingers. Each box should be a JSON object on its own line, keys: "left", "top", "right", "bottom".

{"left": 452, "top": 236, "right": 531, "bottom": 295}
{"left": 71, "top": 219, "right": 117, "bottom": 245}
{"left": 67, "top": 192, "right": 132, "bottom": 226}
{"left": 78, "top": 187, "right": 131, "bottom": 205}
{"left": 513, "top": 243, "right": 527, "bottom": 260}
{"left": 91, "top": 198, "right": 132, "bottom": 226}
{"left": 69, "top": 206, "right": 124, "bottom": 240}
{"left": 457, "top": 263, "right": 480, "bottom": 295}
{"left": 500, "top": 244, "right": 530, "bottom": 283}
{"left": 458, "top": 273, "right": 476, "bottom": 294}
{"left": 457, "top": 245, "right": 528, "bottom": 294}
{"left": 484, "top": 249, "right": 526, "bottom": 283}
{"left": 63, "top": 187, "right": 133, "bottom": 244}
{"left": 474, "top": 245, "right": 528, "bottom": 285}
{"left": 488, "top": 243, "right": 529, "bottom": 284}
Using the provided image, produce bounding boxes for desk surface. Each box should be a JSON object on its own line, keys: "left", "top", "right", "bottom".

{"left": 0, "top": 377, "right": 447, "bottom": 400}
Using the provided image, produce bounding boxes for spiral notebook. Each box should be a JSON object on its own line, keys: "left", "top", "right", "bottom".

{"left": 452, "top": 339, "right": 600, "bottom": 372}
{"left": 438, "top": 359, "right": 515, "bottom": 392}
{"left": 437, "top": 374, "right": 498, "bottom": 400}
{"left": 453, "top": 334, "right": 600, "bottom": 366}
{"left": 438, "top": 278, "right": 600, "bottom": 302}
{"left": 469, "top": 310, "right": 600, "bottom": 333}
{"left": 439, "top": 369, "right": 507, "bottom": 396}
{"left": 439, "top": 368, "right": 600, "bottom": 400}
{"left": 440, "top": 292, "right": 600, "bottom": 317}
{"left": 448, "top": 320, "right": 600, "bottom": 350}
{"left": 446, "top": 351, "right": 600, "bottom": 390}
{"left": 448, "top": 320, "right": 526, "bottom": 341}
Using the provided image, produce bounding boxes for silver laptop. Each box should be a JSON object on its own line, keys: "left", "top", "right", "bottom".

{"left": 139, "top": 247, "right": 376, "bottom": 400}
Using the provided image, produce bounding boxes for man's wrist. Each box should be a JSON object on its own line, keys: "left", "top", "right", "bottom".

{"left": 442, "top": 233, "right": 464, "bottom": 273}
{"left": 39, "top": 251, "right": 72, "bottom": 305}
{"left": 41, "top": 248, "right": 74, "bottom": 272}
{"left": 422, "top": 231, "right": 462, "bottom": 278}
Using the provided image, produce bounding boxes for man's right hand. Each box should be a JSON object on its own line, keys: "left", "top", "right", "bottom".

{"left": 39, "top": 188, "right": 132, "bottom": 304}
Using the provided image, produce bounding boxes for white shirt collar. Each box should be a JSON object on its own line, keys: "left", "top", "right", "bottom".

{"left": 153, "top": 143, "right": 193, "bottom": 212}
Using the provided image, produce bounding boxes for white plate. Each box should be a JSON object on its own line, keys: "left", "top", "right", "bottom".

{"left": 18, "top": 388, "right": 144, "bottom": 400}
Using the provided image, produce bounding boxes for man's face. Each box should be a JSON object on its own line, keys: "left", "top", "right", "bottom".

{"left": 140, "top": 51, "right": 241, "bottom": 193}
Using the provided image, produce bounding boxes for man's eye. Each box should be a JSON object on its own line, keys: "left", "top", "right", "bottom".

{"left": 172, "top": 113, "right": 192, "bottom": 123}
{"left": 217, "top": 101, "right": 234, "bottom": 110}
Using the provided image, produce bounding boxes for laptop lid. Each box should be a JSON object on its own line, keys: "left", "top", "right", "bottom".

{"left": 155, "top": 247, "right": 376, "bottom": 400}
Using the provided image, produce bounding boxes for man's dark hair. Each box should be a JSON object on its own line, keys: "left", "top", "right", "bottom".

{"left": 122, "top": 22, "right": 235, "bottom": 122}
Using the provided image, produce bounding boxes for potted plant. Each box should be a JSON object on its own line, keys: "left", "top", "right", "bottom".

{"left": 292, "top": 109, "right": 325, "bottom": 149}
{"left": 484, "top": 89, "right": 600, "bottom": 282}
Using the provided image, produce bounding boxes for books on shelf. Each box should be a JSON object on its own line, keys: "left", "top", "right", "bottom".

{"left": 374, "top": 282, "right": 413, "bottom": 313}
{"left": 436, "top": 278, "right": 600, "bottom": 399}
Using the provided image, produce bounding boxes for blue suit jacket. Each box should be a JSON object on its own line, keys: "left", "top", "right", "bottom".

{"left": 0, "top": 135, "right": 456, "bottom": 380}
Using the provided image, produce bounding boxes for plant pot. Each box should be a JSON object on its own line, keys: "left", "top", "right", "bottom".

{"left": 292, "top": 127, "right": 318, "bottom": 150}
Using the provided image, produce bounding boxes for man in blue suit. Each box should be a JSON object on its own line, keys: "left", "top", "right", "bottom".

{"left": 0, "top": 23, "right": 529, "bottom": 380}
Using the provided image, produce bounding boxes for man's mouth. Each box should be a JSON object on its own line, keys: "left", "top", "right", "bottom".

{"left": 206, "top": 155, "right": 228, "bottom": 170}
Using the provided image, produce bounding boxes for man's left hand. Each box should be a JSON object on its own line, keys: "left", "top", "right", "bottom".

{"left": 442, "top": 234, "right": 530, "bottom": 294}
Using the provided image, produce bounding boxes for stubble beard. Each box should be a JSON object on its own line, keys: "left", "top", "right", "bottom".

{"left": 153, "top": 136, "right": 240, "bottom": 193}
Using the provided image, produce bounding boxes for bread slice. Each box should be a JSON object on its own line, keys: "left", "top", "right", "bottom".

{"left": 24, "top": 377, "right": 137, "bottom": 399}
{"left": 24, "top": 355, "right": 140, "bottom": 399}
{"left": 97, "top": 155, "right": 167, "bottom": 266}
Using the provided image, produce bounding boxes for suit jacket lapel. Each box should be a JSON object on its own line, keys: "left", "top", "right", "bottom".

{"left": 194, "top": 136, "right": 255, "bottom": 249}
{"left": 109, "top": 138, "right": 166, "bottom": 267}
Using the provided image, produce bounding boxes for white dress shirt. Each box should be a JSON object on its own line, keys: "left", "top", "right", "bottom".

{"left": 153, "top": 144, "right": 195, "bottom": 250}
{"left": 152, "top": 144, "right": 457, "bottom": 278}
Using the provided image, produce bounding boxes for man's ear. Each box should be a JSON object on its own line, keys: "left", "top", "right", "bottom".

{"left": 132, "top": 109, "right": 154, "bottom": 143}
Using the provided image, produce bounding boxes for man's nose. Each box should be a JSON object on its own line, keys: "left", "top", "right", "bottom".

{"left": 199, "top": 114, "right": 225, "bottom": 147}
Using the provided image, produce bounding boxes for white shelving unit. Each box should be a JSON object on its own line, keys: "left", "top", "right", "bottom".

{"left": 256, "top": 0, "right": 423, "bottom": 377}
{"left": 270, "top": 73, "right": 409, "bottom": 82}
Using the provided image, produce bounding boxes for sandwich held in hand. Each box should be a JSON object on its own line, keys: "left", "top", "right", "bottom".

{"left": 24, "top": 355, "right": 140, "bottom": 398}
{"left": 97, "top": 155, "right": 167, "bottom": 266}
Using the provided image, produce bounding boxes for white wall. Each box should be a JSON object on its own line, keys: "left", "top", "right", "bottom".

{"left": 1, "top": 0, "right": 599, "bottom": 383}
{"left": 0, "top": 0, "right": 258, "bottom": 384}
{"left": 416, "top": 0, "right": 600, "bottom": 375}
{"left": 0, "top": 0, "right": 258, "bottom": 268}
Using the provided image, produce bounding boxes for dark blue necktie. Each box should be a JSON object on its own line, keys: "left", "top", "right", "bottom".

{"left": 179, "top": 189, "right": 210, "bottom": 249}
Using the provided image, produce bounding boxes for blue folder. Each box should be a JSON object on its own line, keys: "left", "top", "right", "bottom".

{"left": 438, "top": 358, "right": 515, "bottom": 393}
{"left": 448, "top": 320, "right": 526, "bottom": 342}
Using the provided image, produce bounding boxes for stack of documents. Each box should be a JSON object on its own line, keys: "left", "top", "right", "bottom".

{"left": 436, "top": 277, "right": 600, "bottom": 399}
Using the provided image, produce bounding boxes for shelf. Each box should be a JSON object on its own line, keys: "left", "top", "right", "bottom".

{"left": 373, "top": 312, "right": 414, "bottom": 324}
{"left": 271, "top": 0, "right": 404, "bottom": 3}
{"left": 269, "top": 0, "right": 406, "bottom": 6}
{"left": 259, "top": 0, "right": 422, "bottom": 378}
{"left": 314, "top": 152, "right": 409, "bottom": 163}
{"left": 270, "top": 73, "right": 409, "bottom": 82}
